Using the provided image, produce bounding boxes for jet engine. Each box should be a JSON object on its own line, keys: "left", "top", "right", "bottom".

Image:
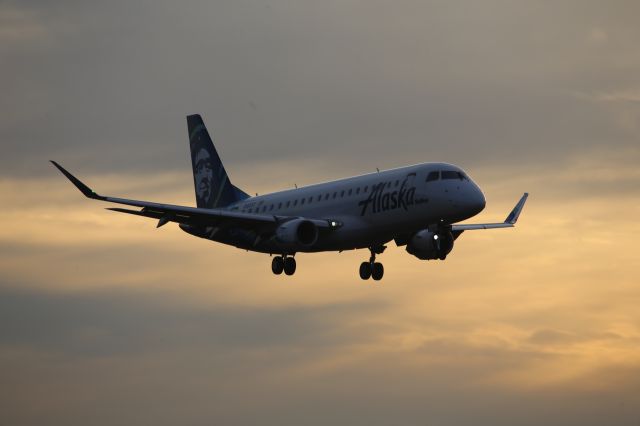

{"left": 406, "top": 228, "right": 454, "bottom": 260}
{"left": 275, "top": 219, "right": 319, "bottom": 249}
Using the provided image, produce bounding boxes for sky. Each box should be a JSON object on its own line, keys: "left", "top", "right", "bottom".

{"left": 1, "top": 0, "right": 639, "bottom": 424}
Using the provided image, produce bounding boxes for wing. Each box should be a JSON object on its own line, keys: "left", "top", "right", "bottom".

{"left": 452, "top": 193, "right": 528, "bottom": 231}
{"left": 50, "top": 161, "right": 337, "bottom": 230}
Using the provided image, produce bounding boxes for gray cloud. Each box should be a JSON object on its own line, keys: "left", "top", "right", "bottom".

{"left": 0, "top": 285, "right": 386, "bottom": 358}
{"left": 2, "top": 0, "right": 639, "bottom": 179}
{"left": 2, "top": 283, "right": 640, "bottom": 426}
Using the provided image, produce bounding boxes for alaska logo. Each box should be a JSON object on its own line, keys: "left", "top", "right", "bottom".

{"left": 358, "top": 173, "right": 425, "bottom": 216}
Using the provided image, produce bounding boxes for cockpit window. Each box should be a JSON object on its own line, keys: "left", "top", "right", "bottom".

{"left": 441, "top": 171, "right": 460, "bottom": 180}
{"left": 426, "top": 171, "right": 439, "bottom": 182}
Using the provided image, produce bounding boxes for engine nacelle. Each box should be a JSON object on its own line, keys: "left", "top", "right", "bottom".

{"left": 406, "top": 229, "right": 454, "bottom": 260}
{"left": 275, "top": 219, "right": 319, "bottom": 249}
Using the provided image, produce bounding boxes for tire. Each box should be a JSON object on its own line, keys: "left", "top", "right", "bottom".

{"left": 284, "top": 257, "right": 297, "bottom": 275}
{"left": 359, "top": 262, "right": 371, "bottom": 280}
{"left": 371, "top": 262, "right": 384, "bottom": 281}
{"left": 271, "top": 256, "right": 284, "bottom": 275}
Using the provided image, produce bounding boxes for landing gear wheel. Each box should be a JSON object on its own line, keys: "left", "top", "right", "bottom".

{"left": 371, "top": 262, "right": 384, "bottom": 281}
{"left": 271, "top": 256, "right": 284, "bottom": 275}
{"left": 359, "top": 262, "right": 372, "bottom": 280}
{"left": 283, "top": 257, "right": 297, "bottom": 275}
{"left": 360, "top": 245, "right": 387, "bottom": 281}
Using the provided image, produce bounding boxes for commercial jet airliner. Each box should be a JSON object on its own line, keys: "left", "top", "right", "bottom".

{"left": 52, "top": 114, "right": 528, "bottom": 281}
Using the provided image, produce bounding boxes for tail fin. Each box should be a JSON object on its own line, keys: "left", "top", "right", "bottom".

{"left": 187, "top": 114, "right": 249, "bottom": 208}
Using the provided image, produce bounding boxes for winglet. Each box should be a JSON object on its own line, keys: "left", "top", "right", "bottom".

{"left": 50, "top": 161, "right": 104, "bottom": 200}
{"left": 504, "top": 193, "right": 528, "bottom": 224}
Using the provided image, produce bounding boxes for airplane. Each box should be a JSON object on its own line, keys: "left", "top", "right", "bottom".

{"left": 51, "top": 114, "right": 528, "bottom": 281}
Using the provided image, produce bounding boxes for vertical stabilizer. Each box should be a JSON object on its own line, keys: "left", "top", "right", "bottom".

{"left": 187, "top": 114, "right": 247, "bottom": 208}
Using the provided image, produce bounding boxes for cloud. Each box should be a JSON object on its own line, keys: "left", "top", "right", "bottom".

{"left": 527, "top": 329, "right": 622, "bottom": 346}
{"left": 0, "top": 285, "right": 387, "bottom": 357}
{"left": 3, "top": 1, "right": 640, "bottom": 424}
{"left": 3, "top": 0, "right": 640, "bottom": 179}
{"left": 2, "top": 281, "right": 640, "bottom": 425}
{"left": 0, "top": 4, "right": 49, "bottom": 45}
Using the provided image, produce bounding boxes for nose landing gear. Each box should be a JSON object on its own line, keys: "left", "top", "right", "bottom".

{"left": 359, "top": 246, "right": 385, "bottom": 281}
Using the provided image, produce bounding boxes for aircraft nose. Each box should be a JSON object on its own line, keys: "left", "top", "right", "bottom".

{"left": 469, "top": 187, "right": 486, "bottom": 215}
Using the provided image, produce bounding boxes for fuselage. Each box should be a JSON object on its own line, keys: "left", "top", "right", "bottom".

{"left": 193, "top": 162, "right": 486, "bottom": 253}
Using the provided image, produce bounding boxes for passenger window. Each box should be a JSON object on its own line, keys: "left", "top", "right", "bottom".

{"left": 278, "top": 202, "right": 282, "bottom": 209}
{"left": 364, "top": 186, "right": 368, "bottom": 192}
{"left": 348, "top": 188, "right": 352, "bottom": 196}
{"left": 308, "top": 197, "right": 312, "bottom": 203}
{"left": 442, "top": 171, "right": 458, "bottom": 180}
{"left": 340, "top": 190, "right": 344, "bottom": 197}
{"left": 317, "top": 195, "right": 322, "bottom": 202}
{"left": 333, "top": 192, "right": 337, "bottom": 199}
{"left": 426, "top": 171, "right": 439, "bottom": 182}
{"left": 356, "top": 187, "right": 360, "bottom": 194}
{"left": 293, "top": 200, "right": 298, "bottom": 206}
{"left": 270, "top": 205, "right": 274, "bottom": 211}
{"left": 325, "top": 194, "right": 329, "bottom": 200}
{"left": 286, "top": 201, "right": 290, "bottom": 207}
{"left": 301, "top": 198, "right": 305, "bottom": 205}
{"left": 395, "top": 180, "right": 399, "bottom": 187}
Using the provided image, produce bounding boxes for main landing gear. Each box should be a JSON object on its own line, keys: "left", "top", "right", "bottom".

{"left": 271, "top": 246, "right": 386, "bottom": 281}
{"left": 359, "top": 246, "right": 385, "bottom": 281}
{"left": 272, "top": 255, "right": 296, "bottom": 276}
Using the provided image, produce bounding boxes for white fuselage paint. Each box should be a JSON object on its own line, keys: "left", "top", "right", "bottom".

{"left": 212, "top": 162, "right": 486, "bottom": 254}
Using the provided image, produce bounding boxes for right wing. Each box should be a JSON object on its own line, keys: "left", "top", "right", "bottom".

{"left": 50, "top": 161, "right": 338, "bottom": 231}
{"left": 452, "top": 193, "right": 528, "bottom": 231}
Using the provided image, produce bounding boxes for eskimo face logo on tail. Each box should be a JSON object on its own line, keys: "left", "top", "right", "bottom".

{"left": 190, "top": 126, "right": 219, "bottom": 209}
{"left": 194, "top": 147, "right": 215, "bottom": 207}
{"left": 358, "top": 173, "right": 418, "bottom": 216}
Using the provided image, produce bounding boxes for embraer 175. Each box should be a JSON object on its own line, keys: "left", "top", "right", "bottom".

{"left": 52, "top": 114, "right": 528, "bottom": 281}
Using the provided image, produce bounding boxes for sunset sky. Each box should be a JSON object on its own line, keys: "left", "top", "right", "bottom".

{"left": 1, "top": 1, "right": 639, "bottom": 424}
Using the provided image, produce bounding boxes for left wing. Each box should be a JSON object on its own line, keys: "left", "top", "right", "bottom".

{"left": 50, "top": 161, "right": 336, "bottom": 231}
{"left": 452, "top": 193, "right": 528, "bottom": 231}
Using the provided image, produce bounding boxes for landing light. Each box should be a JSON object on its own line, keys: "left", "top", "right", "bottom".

{"left": 433, "top": 235, "right": 439, "bottom": 240}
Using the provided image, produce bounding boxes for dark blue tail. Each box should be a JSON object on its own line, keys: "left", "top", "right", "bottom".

{"left": 187, "top": 114, "right": 249, "bottom": 208}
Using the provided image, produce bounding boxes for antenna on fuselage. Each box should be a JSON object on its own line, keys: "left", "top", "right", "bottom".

{"left": 376, "top": 167, "right": 380, "bottom": 172}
